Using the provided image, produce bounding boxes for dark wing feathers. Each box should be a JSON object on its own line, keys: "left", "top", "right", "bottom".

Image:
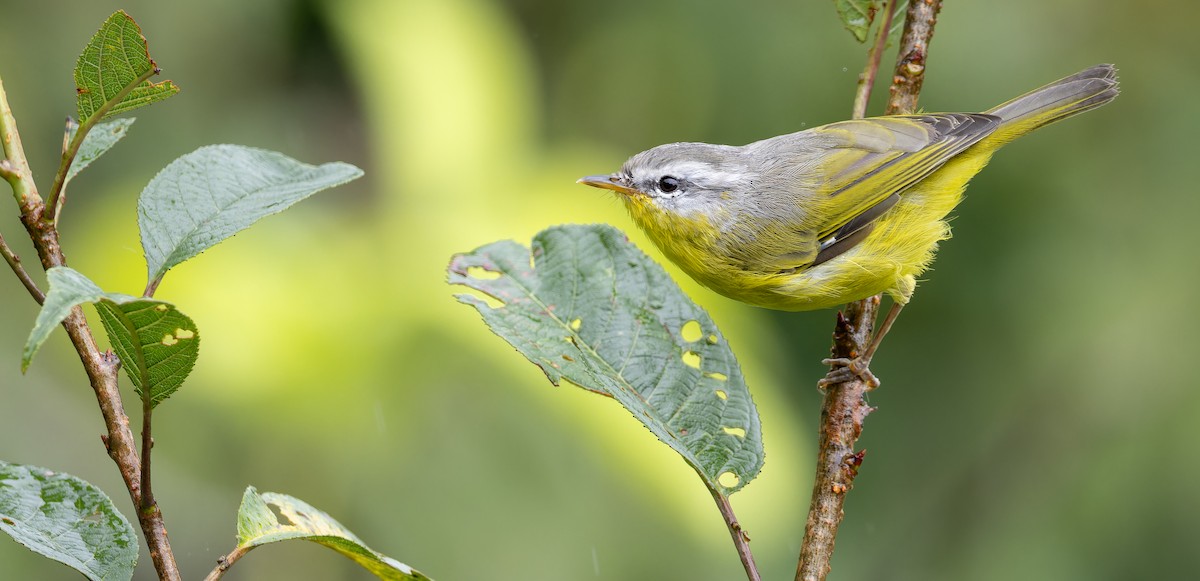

{"left": 808, "top": 113, "right": 999, "bottom": 260}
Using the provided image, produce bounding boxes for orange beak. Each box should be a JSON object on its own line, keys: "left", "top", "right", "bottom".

{"left": 577, "top": 174, "right": 639, "bottom": 197}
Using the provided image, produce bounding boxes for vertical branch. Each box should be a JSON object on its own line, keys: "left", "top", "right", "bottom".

{"left": 141, "top": 398, "right": 156, "bottom": 511}
{"left": 887, "top": 0, "right": 942, "bottom": 116}
{"left": 795, "top": 2, "right": 943, "bottom": 580}
{"left": 794, "top": 301, "right": 878, "bottom": 581}
{"left": 0, "top": 77, "right": 40, "bottom": 208}
{"left": 0, "top": 77, "right": 182, "bottom": 581}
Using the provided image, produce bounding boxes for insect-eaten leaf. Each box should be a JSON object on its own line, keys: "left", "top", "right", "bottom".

{"left": 22, "top": 267, "right": 199, "bottom": 407}
{"left": 94, "top": 297, "right": 199, "bottom": 408}
{"left": 0, "top": 460, "right": 138, "bottom": 581}
{"left": 138, "top": 145, "right": 363, "bottom": 290}
{"left": 74, "top": 10, "right": 178, "bottom": 121}
{"left": 233, "top": 487, "right": 431, "bottom": 580}
{"left": 66, "top": 118, "right": 135, "bottom": 184}
{"left": 449, "top": 224, "right": 764, "bottom": 494}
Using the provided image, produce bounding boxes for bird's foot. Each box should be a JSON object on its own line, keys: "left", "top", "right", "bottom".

{"left": 818, "top": 357, "right": 880, "bottom": 390}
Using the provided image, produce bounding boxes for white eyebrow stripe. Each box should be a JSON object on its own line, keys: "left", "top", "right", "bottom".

{"left": 659, "top": 161, "right": 750, "bottom": 188}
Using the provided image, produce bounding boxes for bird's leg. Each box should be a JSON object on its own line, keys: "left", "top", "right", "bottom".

{"left": 819, "top": 301, "right": 904, "bottom": 390}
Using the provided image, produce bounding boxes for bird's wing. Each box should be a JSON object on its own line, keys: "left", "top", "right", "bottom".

{"left": 809, "top": 113, "right": 999, "bottom": 244}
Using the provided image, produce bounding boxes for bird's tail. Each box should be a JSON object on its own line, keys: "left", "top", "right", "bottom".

{"left": 983, "top": 64, "right": 1119, "bottom": 145}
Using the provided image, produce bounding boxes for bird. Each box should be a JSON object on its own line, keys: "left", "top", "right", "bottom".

{"left": 578, "top": 64, "right": 1118, "bottom": 386}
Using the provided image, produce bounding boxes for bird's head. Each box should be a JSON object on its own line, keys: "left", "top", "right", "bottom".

{"left": 578, "top": 142, "right": 752, "bottom": 223}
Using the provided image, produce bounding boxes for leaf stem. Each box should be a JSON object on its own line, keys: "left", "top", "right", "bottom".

{"left": 0, "top": 231, "right": 45, "bottom": 304}
{"left": 140, "top": 397, "right": 155, "bottom": 511}
{"left": 44, "top": 66, "right": 159, "bottom": 223}
{"left": 703, "top": 479, "right": 761, "bottom": 581}
{"left": 795, "top": 2, "right": 943, "bottom": 580}
{"left": 203, "top": 545, "right": 251, "bottom": 581}
{"left": 144, "top": 275, "right": 163, "bottom": 298}
{"left": 1, "top": 72, "right": 182, "bottom": 580}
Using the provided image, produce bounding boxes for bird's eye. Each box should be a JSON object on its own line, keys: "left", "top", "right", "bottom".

{"left": 658, "top": 176, "right": 680, "bottom": 193}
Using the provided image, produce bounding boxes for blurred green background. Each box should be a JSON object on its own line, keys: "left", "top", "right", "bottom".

{"left": 1, "top": 1, "right": 1195, "bottom": 579}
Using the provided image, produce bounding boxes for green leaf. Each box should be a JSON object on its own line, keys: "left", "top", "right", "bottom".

{"left": 23, "top": 267, "right": 113, "bottom": 372}
{"left": 22, "top": 269, "right": 199, "bottom": 405}
{"left": 137, "top": 145, "right": 364, "bottom": 287}
{"left": 448, "top": 225, "right": 764, "bottom": 494}
{"left": 234, "top": 487, "right": 431, "bottom": 580}
{"left": 74, "top": 11, "right": 179, "bottom": 121}
{"left": 66, "top": 118, "right": 135, "bottom": 184}
{"left": 833, "top": 0, "right": 881, "bottom": 43}
{"left": 0, "top": 460, "right": 137, "bottom": 581}
{"left": 95, "top": 298, "right": 199, "bottom": 407}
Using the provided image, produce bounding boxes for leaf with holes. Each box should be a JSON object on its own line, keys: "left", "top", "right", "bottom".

{"left": 94, "top": 297, "right": 198, "bottom": 408}
{"left": 66, "top": 118, "right": 135, "bottom": 184}
{"left": 74, "top": 11, "right": 179, "bottom": 121}
{"left": 449, "top": 224, "right": 763, "bottom": 494}
{"left": 0, "top": 460, "right": 138, "bottom": 581}
{"left": 137, "top": 145, "right": 363, "bottom": 290}
{"left": 832, "top": 0, "right": 882, "bottom": 42}
{"left": 22, "top": 268, "right": 199, "bottom": 406}
{"left": 232, "top": 487, "right": 431, "bottom": 580}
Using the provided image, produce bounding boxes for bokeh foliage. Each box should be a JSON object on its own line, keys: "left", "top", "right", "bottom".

{"left": 1, "top": 0, "right": 1196, "bottom": 579}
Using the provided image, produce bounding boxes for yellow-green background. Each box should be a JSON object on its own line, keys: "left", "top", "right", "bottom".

{"left": 1, "top": 1, "right": 1194, "bottom": 579}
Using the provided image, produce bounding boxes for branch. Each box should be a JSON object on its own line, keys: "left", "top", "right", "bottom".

{"left": 203, "top": 545, "right": 251, "bottom": 581}
{"left": 140, "top": 397, "right": 156, "bottom": 512}
{"left": 0, "top": 231, "right": 45, "bottom": 304}
{"left": 696, "top": 465, "right": 761, "bottom": 581}
{"left": 0, "top": 74, "right": 182, "bottom": 581}
{"left": 887, "top": 0, "right": 942, "bottom": 116}
{"left": 0, "top": 77, "right": 40, "bottom": 208}
{"left": 795, "top": 2, "right": 942, "bottom": 580}
{"left": 795, "top": 302, "right": 878, "bottom": 581}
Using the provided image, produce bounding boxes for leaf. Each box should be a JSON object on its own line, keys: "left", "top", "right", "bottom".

{"left": 66, "top": 118, "right": 135, "bottom": 184}
{"left": 137, "top": 145, "right": 364, "bottom": 287}
{"left": 95, "top": 298, "right": 199, "bottom": 407}
{"left": 74, "top": 11, "right": 179, "bottom": 121}
{"left": 234, "top": 487, "right": 431, "bottom": 580}
{"left": 22, "top": 269, "right": 199, "bottom": 406}
{"left": 448, "top": 225, "right": 764, "bottom": 494}
{"left": 832, "top": 0, "right": 881, "bottom": 42}
{"left": 23, "top": 267, "right": 113, "bottom": 372}
{"left": 0, "top": 460, "right": 137, "bottom": 581}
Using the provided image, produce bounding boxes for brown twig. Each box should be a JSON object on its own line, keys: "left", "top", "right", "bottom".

{"left": 203, "top": 545, "right": 251, "bottom": 581}
{"left": 887, "top": 0, "right": 942, "bottom": 115}
{"left": 0, "top": 231, "right": 44, "bottom": 304}
{"left": 0, "top": 75, "right": 182, "bottom": 580}
{"left": 140, "top": 397, "right": 155, "bottom": 512}
{"left": 695, "top": 463, "right": 761, "bottom": 581}
{"left": 795, "top": 3, "right": 942, "bottom": 580}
